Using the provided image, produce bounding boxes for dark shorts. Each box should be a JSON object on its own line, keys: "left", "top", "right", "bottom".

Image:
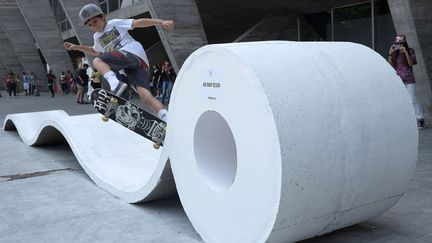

{"left": 99, "top": 50, "right": 150, "bottom": 91}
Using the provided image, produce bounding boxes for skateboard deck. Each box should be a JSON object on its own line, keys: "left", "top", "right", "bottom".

{"left": 91, "top": 89, "right": 166, "bottom": 148}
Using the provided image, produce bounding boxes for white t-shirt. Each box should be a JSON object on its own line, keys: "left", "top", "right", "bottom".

{"left": 93, "top": 19, "right": 149, "bottom": 65}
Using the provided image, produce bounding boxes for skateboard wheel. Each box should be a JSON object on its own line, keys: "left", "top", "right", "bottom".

{"left": 110, "top": 97, "right": 118, "bottom": 104}
{"left": 153, "top": 143, "right": 161, "bottom": 149}
{"left": 102, "top": 115, "right": 109, "bottom": 122}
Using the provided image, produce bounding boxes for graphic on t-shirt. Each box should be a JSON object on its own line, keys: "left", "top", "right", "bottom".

{"left": 98, "top": 27, "right": 123, "bottom": 52}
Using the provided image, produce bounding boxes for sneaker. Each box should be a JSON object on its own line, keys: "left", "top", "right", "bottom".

{"left": 112, "top": 82, "right": 128, "bottom": 96}
{"left": 418, "top": 119, "right": 426, "bottom": 130}
{"left": 158, "top": 109, "right": 168, "bottom": 123}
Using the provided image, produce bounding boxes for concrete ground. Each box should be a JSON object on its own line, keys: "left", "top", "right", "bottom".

{"left": 0, "top": 92, "right": 431, "bottom": 242}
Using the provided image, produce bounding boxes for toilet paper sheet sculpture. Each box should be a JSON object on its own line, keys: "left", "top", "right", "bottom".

{"left": 167, "top": 41, "right": 418, "bottom": 242}
{"left": 3, "top": 41, "right": 418, "bottom": 242}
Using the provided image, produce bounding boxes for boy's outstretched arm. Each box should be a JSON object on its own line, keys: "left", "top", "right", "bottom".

{"left": 64, "top": 42, "right": 101, "bottom": 56}
{"left": 132, "top": 18, "right": 174, "bottom": 30}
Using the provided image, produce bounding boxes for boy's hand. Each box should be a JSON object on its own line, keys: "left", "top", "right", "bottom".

{"left": 161, "top": 20, "right": 174, "bottom": 31}
{"left": 64, "top": 42, "right": 76, "bottom": 51}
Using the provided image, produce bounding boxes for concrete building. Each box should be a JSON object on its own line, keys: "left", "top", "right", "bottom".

{"left": 0, "top": 0, "right": 430, "bottom": 114}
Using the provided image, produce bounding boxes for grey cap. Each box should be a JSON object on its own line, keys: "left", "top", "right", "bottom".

{"left": 79, "top": 4, "right": 104, "bottom": 25}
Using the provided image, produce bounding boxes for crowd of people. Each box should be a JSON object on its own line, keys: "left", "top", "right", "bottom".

{"left": 150, "top": 60, "right": 176, "bottom": 105}
{"left": 0, "top": 69, "right": 79, "bottom": 99}
{"left": 1, "top": 71, "right": 41, "bottom": 98}
{"left": 0, "top": 59, "right": 177, "bottom": 107}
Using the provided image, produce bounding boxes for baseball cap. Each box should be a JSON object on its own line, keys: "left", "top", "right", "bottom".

{"left": 79, "top": 4, "right": 104, "bottom": 26}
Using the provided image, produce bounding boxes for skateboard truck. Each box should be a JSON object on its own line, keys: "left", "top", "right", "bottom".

{"left": 152, "top": 125, "right": 167, "bottom": 149}
{"left": 101, "top": 84, "right": 128, "bottom": 122}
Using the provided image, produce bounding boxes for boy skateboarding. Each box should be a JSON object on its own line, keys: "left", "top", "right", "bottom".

{"left": 63, "top": 3, "right": 173, "bottom": 122}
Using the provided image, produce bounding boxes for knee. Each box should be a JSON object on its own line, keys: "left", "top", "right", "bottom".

{"left": 92, "top": 57, "right": 101, "bottom": 67}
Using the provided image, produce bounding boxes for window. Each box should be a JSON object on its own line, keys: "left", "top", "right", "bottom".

{"left": 108, "top": 0, "right": 119, "bottom": 12}
{"left": 374, "top": 0, "right": 396, "bottom": 57}
{"left": 300, "top": 11, "right": 331, "bottom": 41}
{"left": 49, "top": 0, "right": 71, "bottom": 32}
{"left": 99, "top": 0, "right": 122, "bottom": 13}
{"left": 334, "top": 3, "right": 372, "bottom": 48}
{"left": 298, "top": 0, "right": 396, "bottom": 58}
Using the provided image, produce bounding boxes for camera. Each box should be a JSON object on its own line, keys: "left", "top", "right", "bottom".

{"left": 392, "top": 44, "right": 402, "bottom": 51}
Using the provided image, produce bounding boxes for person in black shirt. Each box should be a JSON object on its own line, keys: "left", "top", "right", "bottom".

{"left": 160, "top": 60, "right": 176, "bottom": 105}
{"left": 151, "top": 64, "right": 161, "bottom": 97}
{"left": 76, "top": 64, "right": 89, "bottom": 104}
{"left": 46, "top": 70, "right": 56, "bottom": 97}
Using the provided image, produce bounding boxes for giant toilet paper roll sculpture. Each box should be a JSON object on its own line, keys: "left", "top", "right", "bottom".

{"left": 167, "top": 41, "right": 418, "bottom": 242}
{"left": 3, "top": 41, "right": 418, "bottom": 243}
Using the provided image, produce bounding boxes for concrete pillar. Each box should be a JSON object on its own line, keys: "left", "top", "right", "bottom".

{"left": 0, "top": 23, "right": 23, "bottom": 74}
{"left": 234, "top": 12, "right": 299, "bottom": 42}
{"left": 145, "top": 41, "right": 168, "bottom": 68}
{"left": 0, "top": 58, "right": 7, "bottom": 90}
{"left": 59, "top": 0, "right": 99, "bottom": 64}
{"left": 388, "top": 0, "right": 432, "bottom": 114}
{"left": 0, "top": 0, "right": 46, "bottom": 84}
{"left": 146, "top": 0, "right": 208, "bottom": 72}
{"left": 16, "top": 0, "right": 75, "bottom": 78}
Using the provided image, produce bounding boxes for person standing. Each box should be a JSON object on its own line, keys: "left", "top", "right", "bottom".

{"left": 151, "top": 64, "right": 161, "bottom": 97}
{"left": 22, "top": 72, "right": 30, "bottom": 95}
{"left": 160, "top": 60, "right": 176, "bottom": 105}
{"left": 66, "top": 70, "right": 76, "bottom": 94}
{"left": 6, "top": 73, "right": 16, "bottom": 97}
{"left": 76, "top": 64, "right": 89, "bottom": 104}
{"left": 30, "top": 72, "right": 39, "bottom": 96}
{"left": 46, "top": 70, "right": 56, "bottom": 97}
{"left": 60, "top": 71, "right": 69, "bottom": 94}
{"left": 91, "top": 69, "right": 102, "bottom": 89}
{"left": 388, "top": 34, "right": 425, "bottom": 129}
{"left": 14, "top": 73, "right": 21, "bottom": 94}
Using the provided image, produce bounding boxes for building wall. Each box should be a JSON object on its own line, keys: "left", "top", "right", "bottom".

{"left": 146, "top": 0, "right": 208, "bottom": 72}
{"left": 234, "top": 12, "right": 299, "bottom": 42}
{"left": 59, "top": 0, "right": 99, "bottom": 64}
{"left": 0, "top": 23, "right": 23, "bottom": 74}
{"left": 16, "top": 0, "right": 75, "bottom": 79}
{"left": 0, "top": 0, "right": 46, "bottom": 85}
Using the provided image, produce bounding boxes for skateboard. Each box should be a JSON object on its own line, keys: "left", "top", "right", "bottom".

{"left": 91, "top": 89, "right": 166, "bottom": 149}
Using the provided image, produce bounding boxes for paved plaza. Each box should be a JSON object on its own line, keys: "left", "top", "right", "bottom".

{"left": 0, "top": 92, "right": 431, "bottom": 242}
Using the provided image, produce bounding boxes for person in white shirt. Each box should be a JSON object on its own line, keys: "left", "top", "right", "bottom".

{"left": 63, "top": 4, "right": 173, "bottom": 122}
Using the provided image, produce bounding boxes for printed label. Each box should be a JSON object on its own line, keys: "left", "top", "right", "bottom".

{"left": 201, "top": 69, "right": 224, "bottom": 102}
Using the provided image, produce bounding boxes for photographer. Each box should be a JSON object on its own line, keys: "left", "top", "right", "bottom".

{"left": 388, "top": 34, "right": 425, "bottom": 129}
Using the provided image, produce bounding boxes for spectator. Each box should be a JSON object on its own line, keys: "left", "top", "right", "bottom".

{"left": 22, "top": 72, "right": 30, "bottom": 95}
{"left": 388, "top": 34, "right": 425, "bottom": 129}
{"left": 160, "top": 60, "right": 176, "bottom": 105}
{"left": 76, "top": 64, "right": 89, "bottom": 104}
{"left": 29, "top": 72, "right": 33, "bottom": 95}
{"left": 14, "top": 73, "right": 21, "bottom": 94}
{"left": 60, "top": 71, "right": 69, "bottom": 94}
{"left": 29, "top": 72, "right": 37, "bottom": 96}
{"left": 91, "top": 69, "right": 102, "bottom": 89}
{"left": 6, "top": 73, "right": 16, "bottom": 97}
{"left": 66, "top": 70, "right": 76, "bottom": 94}
{"left": 151, "top": 64, "right": 161, "bottom": 97}
{"left": 47, "top": 70, "right": 56, "bottom": 97}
